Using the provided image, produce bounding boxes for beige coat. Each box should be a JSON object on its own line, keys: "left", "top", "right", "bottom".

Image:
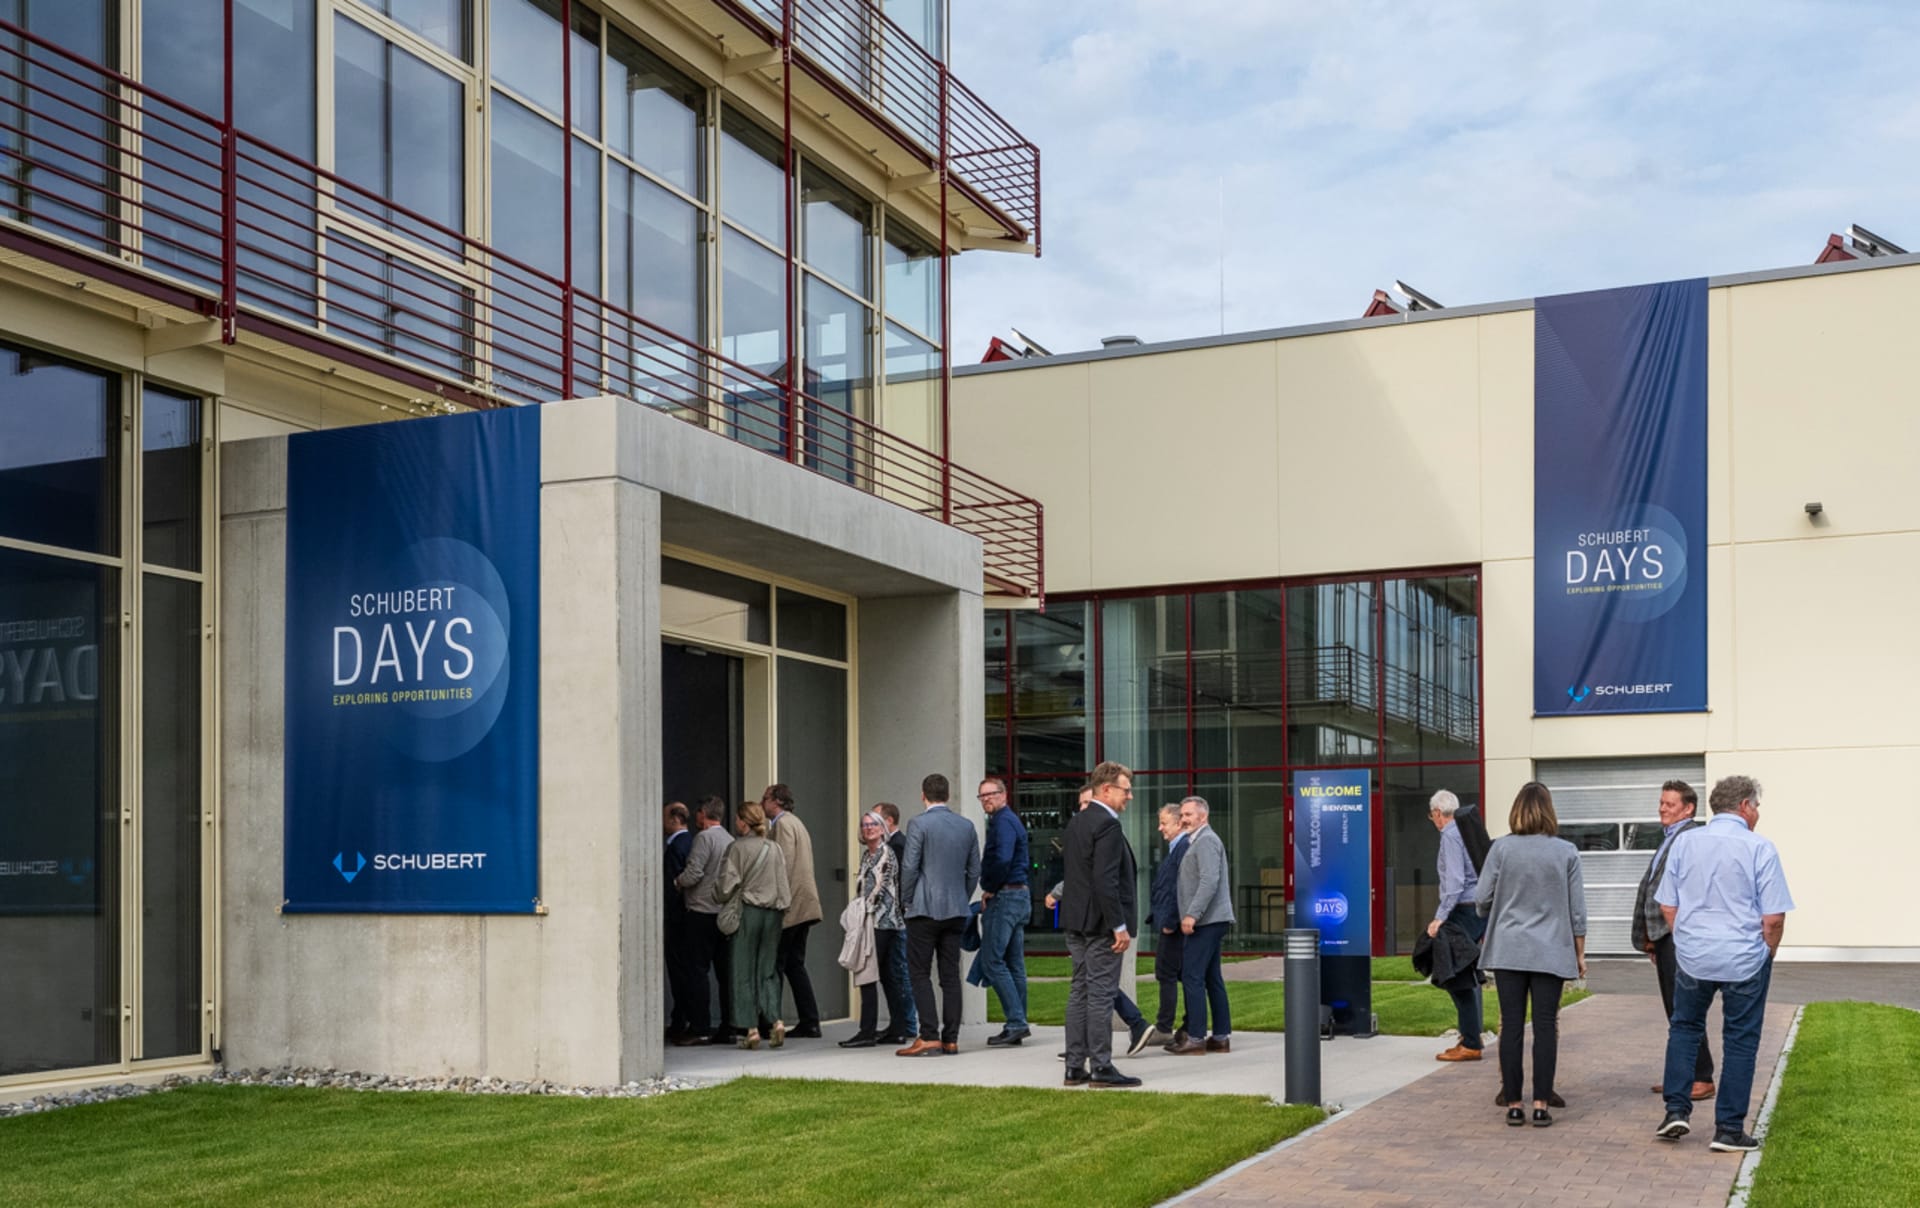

{"left": 771, "top": 809, "right": 823, "bottom": 927}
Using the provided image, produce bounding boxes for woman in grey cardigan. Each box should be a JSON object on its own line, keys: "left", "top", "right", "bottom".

{"left": 1475, "top": 782, "right": 1587, "bottom": 1127}
{"left": 718, "top": 802, "right": 792, "bottom": 1050}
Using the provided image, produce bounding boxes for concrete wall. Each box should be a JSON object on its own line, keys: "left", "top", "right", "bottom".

{"left": 952, "top": 255, "right": 1920, "bottom": 957}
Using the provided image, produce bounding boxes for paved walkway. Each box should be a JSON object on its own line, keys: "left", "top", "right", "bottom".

{"left": 1178, "top": 992, "right": 1796, "bottom": 1207}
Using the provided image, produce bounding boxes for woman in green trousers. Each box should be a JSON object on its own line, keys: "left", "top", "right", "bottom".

{"left": 718, "top": 802, "right": 792, "bottom": 1049}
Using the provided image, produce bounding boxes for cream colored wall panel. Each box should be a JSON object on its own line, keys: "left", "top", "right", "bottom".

{"left": 1483, "top": 758, "right": 1534, "bottom": 837}
{"left": 1732, "top": 533, "right": 1920, "bottom": 751}
{"left": 1477, "top": 311, "right": 1533, "bottom": 563}
{"left": 1704, "top": 543, "right": 1737, "bottom": 753}
{"left": 1530, "top": 714, "right": 1712, "bottom": 762}
{"left": 1086, "top": 343, "right": 1280, "bottom": 590}
{"left": 1705, "top": 287, "right": 1731, "bottom": 547}
{"left": 1276, "top": 319, "right": 1481, "bottom": 575}
{"left": 1709, "top": 746, "right": 1919, "bottom": 950}
{"left": 221, "top": 404, "right": 306, "bottom": 442}
{"left": 950, "top": 363, "right": 1094, "bottom": 592}
{"left": 1727, "top": 264, "right": 1920, "bottom": 543}
{"left": 1481, "top": 557, "right": 1532, "bottom": 761}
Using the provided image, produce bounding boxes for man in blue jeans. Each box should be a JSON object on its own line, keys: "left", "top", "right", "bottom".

{"left": 978, "top": 777, "right": 1032, "bottom": 1046}
{"left": 877, "top": 802, "right": 917, "bottom": 1043}
{"left": 1654, "top": 774, "right": 1794, "bottom": 1154}
{"left": 1426, "top": 789, "right": 1485, "bottom": 1062}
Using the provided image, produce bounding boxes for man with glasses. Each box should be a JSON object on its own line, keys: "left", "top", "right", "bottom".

{"left": 1634, "top": 779, "right": 1713, "bottom": 1101}
{"left": 1061, "top": 761, "right": 1141, "bottom": 1088}
{"left": 1653, "top": 775, "right": 1793, "bottom": 1154}
{"left": 977, "top": 777, "right": 1032, "bottom": 1047}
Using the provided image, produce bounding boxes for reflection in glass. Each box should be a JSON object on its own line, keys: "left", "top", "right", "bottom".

{"left": 0, "top": 341, "right": 119, "bottom": 556}
{"left": 489, "top": 0, "right": 563, "bottom": 116}
{"left": 1101, "top": 595, "right": 1187, "bottom": 772}
{"left": 720, "top": 229, "right": 786, "bottom": 452}
{"left": 775, "top": 656, "right": 849, "bottom": 1019}
{"left": 1381, "top": 766, "right": 1477, "bottom": 954}
{"left": 0, "top": 546, "right": 120, "bottom": 1076}
{"left": 1561, "top": 823, "right": 1621, "bottom": 852}
{"left": 141, "top": 575, "right": 202, "bottom": 1059}
{"left": 328, "top": 234, "right": 474, "bottom": 380}
{"left": 802, "top": 168, "right": 870, "bottom": 297}
{"left": 334, "top": 17, "right": 465, "bottom": 244}
{"left": 985, "top": 611, "right": 1010, "bottom": 776}
{"left": 490, "top": 93, "right": 564, "bottom": 275}
{"left": 1014, "top": 776, "right": 1089, "bottom": 941}
{"left": 607, "top": 30, "right": 701, "bottom": 194}
{"left": 1191, "top": 589, "right": 1284, "bottom": 770}
{"left": 802, "top": 276, "right": 871, "bottom": 480}
{"left": 883, "top": 0, "right": 944, "bottom": 60}
{"left": 0, "top": 1, "right": 116, "bottom": 252}
{"left": 775, "top": 589, "right": 847, "bottom": 661}
{"left": 142, "top": 388, "right": 202, "bottom": 572}
{"left": 364, "top": 0, "right": 468, "bottom": 59}
{"left": 882, "top": 323, "right": 940, "bottom": 455}
{"left": 720, "top": 111, "right": 785, "bottom": 247}
{"left": 1013, "top": 603, "right": 1090, "bottom": 777}
{"left": 661, "top": 558, "right": 769, "bottom": 645}
{"left": 608, "top": 166, "right": 702, "bottom": 406}
{"left": 1285, "top": 581, "right": 1377, "bottom": 765}
{"left": 883, "top": 227, "right": 940, "bottom": 337}
{"left": 1192, "top": 771, "right": 1288, "bottom": 944}
{"left": 1381, "top": 575, "right": 1479, "bottom": 763}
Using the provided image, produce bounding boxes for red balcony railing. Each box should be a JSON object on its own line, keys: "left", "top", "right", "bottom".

{"left": 0, "top": 18, "right": 1043, "bottom": 600}
{"left": 709, "top": 0, "right": 1041, "bottom": 252}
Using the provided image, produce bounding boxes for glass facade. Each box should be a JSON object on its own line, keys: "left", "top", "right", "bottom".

{"left": 988, "top": 570, "right": 1481, "bottom": 955}
{"left": 0, "top": 341, "right": 209, "bottom": 1080}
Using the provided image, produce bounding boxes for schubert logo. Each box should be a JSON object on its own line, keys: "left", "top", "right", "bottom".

{"left": 1567, "top": 684, "right": 1591, "bottom": 703}
{"left": 1568, "top": 682, "right": 1673, "bottom": 705}
{"left": 333, "top": 851, "right": 367, "bottom": 883}
{"left": 1313, "top": 893, "right": 1350, "bottom": 924}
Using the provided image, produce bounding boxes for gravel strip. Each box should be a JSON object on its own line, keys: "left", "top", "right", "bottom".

{"left": 0, "top": 1066, "right": 706, "bottom": 1119}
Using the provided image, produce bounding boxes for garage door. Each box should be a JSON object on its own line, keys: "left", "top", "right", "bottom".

{"left": 1534, "top": 756, "right": 1707, "bottom": 957}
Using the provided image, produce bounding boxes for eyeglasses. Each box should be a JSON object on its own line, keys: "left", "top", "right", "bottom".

{"left": 976, "top": 791, "right": 1004, "bottom": 800}
{"left": 859, "top": 820, "right": 882, "bottom": 827}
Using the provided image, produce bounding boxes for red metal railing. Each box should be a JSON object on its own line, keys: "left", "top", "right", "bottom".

{"left": 0, "top": 18, "right": 1043, "bottom": 600}
{"left": 711, "top": 0, "right": 1041, "bottom": 252}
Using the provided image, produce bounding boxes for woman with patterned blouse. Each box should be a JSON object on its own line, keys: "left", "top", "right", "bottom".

{"left": 840, "top": 809, "right": 910, "bottom": 1047}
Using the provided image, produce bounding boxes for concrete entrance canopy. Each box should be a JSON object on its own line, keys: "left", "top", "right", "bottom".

{"left": 219, "top": 398, "right": 986, "bottom": 1088}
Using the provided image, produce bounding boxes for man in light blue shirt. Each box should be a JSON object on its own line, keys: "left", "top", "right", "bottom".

{"left": 1652, "top": 774, "right": 1794, "bottom": 1154}
{"left": 1426, "top": 789, "right": 1484, "bottom": 1062}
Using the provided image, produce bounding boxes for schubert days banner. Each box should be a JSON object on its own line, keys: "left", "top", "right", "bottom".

{"left": 1533, "top": 278, "right": 1708, "bottom": 717}
{"left": 283, "top": 407, "right": 540, "bottom": 912}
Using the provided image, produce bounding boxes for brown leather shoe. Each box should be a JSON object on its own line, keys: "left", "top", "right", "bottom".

{"left": 1436, "top": 1046, "right": 1483, "bottom": 1062}
{"left": 1205, "top": 1037, "right": 1231, "bottom": 1053}
{"left": 895, "top": 1038, "right": 942, "bottom": 1057}
{"left": 1691, "top": 1081, "right": 1715, "bottom": 1101}
{"left": 941, "top": 1042, "right": 959, "bottom": 1055}
{"left": 1167, "top": 1037, "right": 1208, "bottom": 1055}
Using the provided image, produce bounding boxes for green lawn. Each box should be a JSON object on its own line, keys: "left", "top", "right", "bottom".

{"left": 1022, "top": 954, "right": 1412, "bottom": 980}
{"left": 0, "top": 1078, "right": 1322, "bottom": 1208}
{"left": 995, "top": 979, "right": 1590, "bottom": 1037}
{"left": 1748, "top": 1002, "right": 1920, "bottom": 1208}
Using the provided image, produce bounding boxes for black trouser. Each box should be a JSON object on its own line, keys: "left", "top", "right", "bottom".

{"left": 859, "top": 929, "right": 911, "bottom": 1036}
{"left": 1654, "top": 933, "right": 1716, "bottom": 1083}
{"left": 1494, "top": 969, "right": 1564, "bottom": 1105}
{"left": 1154, "top": 929, "right": 1187, "bottom": 1032}
{"left": 777, "top": 920, "right": 820, "bottom": 1028}
{"left": 685, "top": 910, "right": 732, "bottom": 1036}
{"left": 664, "top": 907, "right": 698, "bottom": 1032}
{"left": 907, "top": 915, "right": 966, "bottom": 1043}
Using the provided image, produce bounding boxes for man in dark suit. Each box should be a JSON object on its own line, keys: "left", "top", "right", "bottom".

{"left": 662, "top": 803, "right": 695, "bottom": 1041}
{"left": 1061, "top": 760, "right": 1140, "bottom": 1088}
{"left": 1636, "top": 778, "right": 1714, "bottom": 1100}
{"left": 1139, "top": 804, "right": 1190, "bottom": 1052}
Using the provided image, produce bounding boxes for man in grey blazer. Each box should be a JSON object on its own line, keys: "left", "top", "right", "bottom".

{"left": 1635, "top": 779, "right": 1713, "bottom": 1099}
{"left": 1168, "top": 796, "right": 1235, "bottom": 1054}
{"left": 897, "top": 773, "right": 980, "bottom": 1056}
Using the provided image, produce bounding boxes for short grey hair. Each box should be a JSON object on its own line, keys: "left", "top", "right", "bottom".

{"left": 1179, "top": 795, "right": 1210, "bottom": 817}
{"left": 1709, "top": 775, "right": 1761, "bottom": 814}
{"left": 1429, "top": 789, "right": 1461, "bottom": 817}
{"left": 1158, "top": 803, "right": 1181, "bottom": 820}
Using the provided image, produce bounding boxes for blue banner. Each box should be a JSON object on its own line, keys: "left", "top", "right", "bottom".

{"left": 283, "top": 408, "right": 540, "bottom": 912}
{"left": 1292, "top": 768, "right": 1371, "bottom": 953}
{"left": 1534, "top": 279, "right": 1708, "bottom": 716}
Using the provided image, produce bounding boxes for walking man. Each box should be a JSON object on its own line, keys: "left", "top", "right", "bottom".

{"left": 1139, "top": 804, "right": 1190, "bottom": 1053}
{"left": 1168, "top": 796, "right": 1234, "bottom": 1055}
{"left": 1061, "top": 761, "right": 1140, "bottom": 1088}
{"left": 1654, "top": 775, "right": 1793, "bottom": 1153}
{"left": 978, "top": 777, "right": 1032, "bottom": 1047}
{"left": 1636, "top": 779, "right": 1713, "bottom": 1100}
{"left": 897, "top": 773, "right": 980, "bottom": 1056}
{"left": 763, "top": 784, "right": 823, "bottom": 1038}
{"left": 675, "top": 796, "right": 734, "bottom": 1043}
{"left": 1427, "top": 789, "right": 1486, "bottom": 1063}
{"left": 876, "top": 801, "right": 917, "bottom": 1043}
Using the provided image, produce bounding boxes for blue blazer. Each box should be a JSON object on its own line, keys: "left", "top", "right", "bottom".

{"left": 1149, "top": 836, "right": 1188, "bottom": 931}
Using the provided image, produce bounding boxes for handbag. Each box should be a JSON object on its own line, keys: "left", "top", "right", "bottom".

{"left": 718, "top": 841, "right": 774, "bottom": 937}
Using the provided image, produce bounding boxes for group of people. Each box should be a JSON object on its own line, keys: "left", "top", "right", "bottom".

{"left": 1421, "top": 774, "right": 1792, "bottom": 1153}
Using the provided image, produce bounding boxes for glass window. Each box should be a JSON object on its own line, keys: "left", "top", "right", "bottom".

{"left": 1192, "top": 770, "right": 1289, "bottom": 943}
{"left": 140, "top": 574, "right": 201, "bottom": 1059}
{"left": 328, "top": 233, "right": 474, "bottom": 379}
{"left": 882, "top": 323, "right": 941, "bottom": 455}
{"left": 1624, "top": 820, "right": 1667, "bottom": 851}
{"left": 661, "top": 558, "right": 770, "bottom": 646}
{"left": 775, "top": 589, "right": 846, "bottom": 660}
{"left": 883, "top": 0, "right": 944, "bottom": 60}
{"left": 1286, "top": 580, "right": 1377, "bottom": 765}
{"left": 605, "top": 29, "right": 701, "bottom": 194}
{"left": 720, "top": 111, "right": 785, "bottom": 247}
{"left": 0, "top": 545, "right": 121, "bottom": 1076}
{"left": 1100, "top": 595, "right": 1187, "bottom": 772}
{"left": 0, "top": 342, "right": 120, "bottom": 556}
{"left": 802, "top": 168, "right": 870, "bottom": 297}
{"left": 804, "top": 276, "right": 872, "bottom": 415}
{"left": 0, "top": 0, "right": 117, "bottom": 252}
{"left": 1014, "top": 776, "right": 1088, "bottom": 935}
{"left": 607, "top": 165, "right": 703, "bottom": 405}
{"left": 1561, "top": 823, "right": 1621, "bottom": 853}
{"left": 883, "top": 226, "right": 940, "bottom": 337}
{"left": 985, "top": 610, "right": 1010, "bottom": 776}
{"left": 362, "top": 0, "right": 468, "bottom": 60}
{"left": 568, "top": 6, "right": 599, "bottom": 137}
{"left": 334, "top": 15, "right": 465, "bottom": 243}
{"left": 488, "top": 0, "right": 562, "bottom": 115}
{"left": 775, "top": 656, "right": 849, "bottom": 1018}
{"left": 720, "top": 228, "right": 786, "bottom": 450}
{"left": 490, "top": 93, "right": 565, "bottom": 274}
{"left": 1379, "top": 766, "right": 1475, "bottom": 953}
{"left": 142, "top": 387, "right": 202, "bottom": 572}
{"left": 1381, "top": 575, "right": 1479, "bottom": 763}
{"left": 1191, "top": 589, "right": 1284, "bottom": 770}
{"left": 1012, "top": 603, "right": 1089, "bottom": 777}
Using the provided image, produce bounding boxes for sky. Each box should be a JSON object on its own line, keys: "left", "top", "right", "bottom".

{"left": 947, "top": 0, "right": 1920, "bottom": 362}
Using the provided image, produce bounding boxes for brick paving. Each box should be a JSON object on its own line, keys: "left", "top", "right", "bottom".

{"left": 1180, "top": 992, "right": 1796, "bottom": 1208}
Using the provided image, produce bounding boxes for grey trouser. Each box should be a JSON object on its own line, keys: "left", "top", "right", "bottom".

{"left": 1065, "top": 930, "right": 1125, "bottom": 1070}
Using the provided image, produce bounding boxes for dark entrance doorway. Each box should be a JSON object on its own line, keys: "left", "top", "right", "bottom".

{"left": 662, "top": 642, "right": 744, "bottom": 815}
